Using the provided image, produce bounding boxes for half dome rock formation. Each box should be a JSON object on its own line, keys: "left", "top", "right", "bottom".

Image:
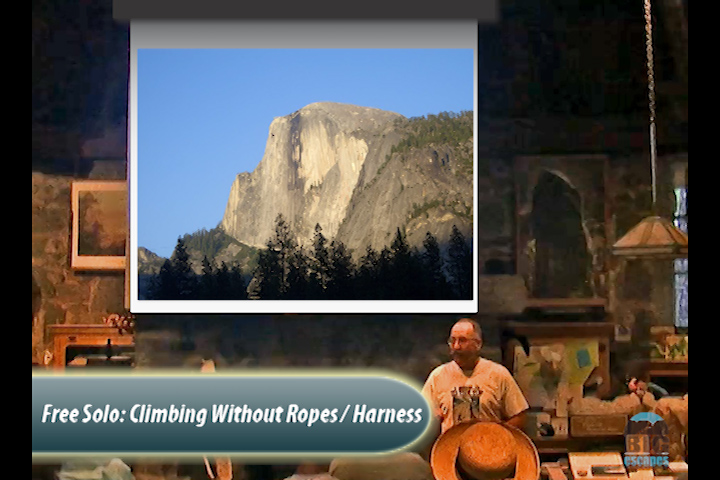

{"left": 220, "top": 102, "right": 406, "bottom": 249}
{"left": 219, "top": 102, "right": 473, "bottom": 256}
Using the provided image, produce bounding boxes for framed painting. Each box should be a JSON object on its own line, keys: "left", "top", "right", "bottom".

{"left": 70, "top": 180, "right": 128, "bottom": 271}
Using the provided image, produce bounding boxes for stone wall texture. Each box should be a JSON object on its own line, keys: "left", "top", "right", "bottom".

{"left": 32, "top": 172, "right": 127, "bottom": 361}
{"left": 32, "top": 151, "right": 687, "bottom": 374}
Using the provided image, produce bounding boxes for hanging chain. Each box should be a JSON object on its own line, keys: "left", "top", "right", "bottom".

{"left": 644, "top": 0, "right": 656, "bottom": 124}
{"left": 644, "top": 0, "right": 658, "bottom": 209}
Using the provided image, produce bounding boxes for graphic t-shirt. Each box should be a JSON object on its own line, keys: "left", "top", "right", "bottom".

{"left": 422, "top": 357, "right": 529, "bottom": 434}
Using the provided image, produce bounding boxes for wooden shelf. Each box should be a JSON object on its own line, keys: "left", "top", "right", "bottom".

{"left": 525, "top": 298, "right": 607, "bottom": 310}
{"left": 645, "top": 360, "right": 688, "bottom": 378}
{"left": 47, "top": 324, "right": 134, "bottom": 369}
{"left": 522, "top": 298, "right": 607, "bottom": 320}
{"left": 534, "top": 435, "right": 625, "bottom": 455}
{"left": 503, "top": 321, "right": 616, "bottom": 338}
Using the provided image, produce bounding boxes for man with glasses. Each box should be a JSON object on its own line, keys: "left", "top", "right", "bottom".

{"left": 422, "top": 318, "right": 529, "bottom": 436}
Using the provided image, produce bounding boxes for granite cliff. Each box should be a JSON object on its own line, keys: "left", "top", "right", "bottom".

{"left": 220, "top": 102, "right": 405, "bottom": 250}
{"left": 219, "top": 102, "right": 473, "bottom": 257}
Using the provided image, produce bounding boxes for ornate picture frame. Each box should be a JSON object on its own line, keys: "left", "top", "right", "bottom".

{"left": 70, "top": 180, "right": 128, "bottom": 271}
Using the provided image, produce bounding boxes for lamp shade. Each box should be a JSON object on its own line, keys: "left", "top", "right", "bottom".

{"left": 612, "top": 215, "right": 688, "bottom": 258}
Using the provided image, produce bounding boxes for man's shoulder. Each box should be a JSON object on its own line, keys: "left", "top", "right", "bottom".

{"left": 477, "top": 357, "right": 514, "bottom": 378}
{"left": 425, "top": 362, "right": 455, "bottom": 382}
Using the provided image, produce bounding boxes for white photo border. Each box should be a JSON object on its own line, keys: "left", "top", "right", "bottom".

{"left": 129, "top": 20, "right": 478, "bottom": 314}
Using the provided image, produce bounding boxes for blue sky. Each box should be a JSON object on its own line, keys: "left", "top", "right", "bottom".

{"left": 136, "top": 48, "right": 474, "bottom": 258}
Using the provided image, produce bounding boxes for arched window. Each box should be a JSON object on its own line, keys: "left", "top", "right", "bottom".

{"left": 530, "top": 171, "right": 591, "bottom": 298}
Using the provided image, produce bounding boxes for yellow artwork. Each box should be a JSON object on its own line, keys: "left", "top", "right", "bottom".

{"left": 563, "top": 340, "right": 600, "bottom": 386}
{"left": 513, "top": 340, "right": 600, "bottom": 411}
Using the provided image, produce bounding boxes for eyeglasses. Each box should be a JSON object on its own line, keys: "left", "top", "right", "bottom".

{"left": 447, "top": 336, "right": 480, "bottom": 347}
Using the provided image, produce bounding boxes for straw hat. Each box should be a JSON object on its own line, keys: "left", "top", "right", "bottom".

{"left": 430, "top": 421, "right": 540, "bottom": 480}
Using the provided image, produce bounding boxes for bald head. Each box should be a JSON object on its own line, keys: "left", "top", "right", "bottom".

{"left": 453, "top": 318, "right": 482, "bottom": 341}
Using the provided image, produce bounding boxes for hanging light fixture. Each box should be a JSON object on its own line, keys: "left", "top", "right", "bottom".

{"left": 612, "top": 0, "right": 688, "bottom": 259}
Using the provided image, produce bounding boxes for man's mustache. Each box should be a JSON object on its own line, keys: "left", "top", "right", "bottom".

{"left": 450, "top": 349, "right": 475, "bottom": 358}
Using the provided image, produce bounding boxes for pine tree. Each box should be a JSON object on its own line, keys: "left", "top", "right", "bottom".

{"left": 220, "top": 262, "right": 247, "bottom": 299}
{"left": 356, "top": 245, "right": 380, "bottom": 300}
{"left": 150, "top": 259, "right": 178, "bottom": 299}
{"left": 390, "top": 227, "right": 410, "bottom": 259}
{"left": 251, "top": 214, "right": 300, "bottom": 299}
{"left": 232, "top": 263, "right": 249, "bottom": 299}
{"left": 198, "top": 255, "right": 217, "bottom": 299}
{"left": 171, "top": 237, "right": 196, "bottom": 299}
{"left": 448, "top": 225, "right": 473, "bottom": 299}
{"left": 422, "top": 231, "right": 452, "bottom": 299}
{"left": 377, "top": 247, "right": 393, "bottom": 299}
{"left": 309, "top": 223, "right": 331, "bottom": 297}
{"left": 253, "top": 246, "right": 282, "bottom": 299}
{"left": 212, "top": 261, "right": 231, "bottom": 299}
{"left": 148, "top": 238, "right": 196, "bottom": 300}
{"left": 286, "top": 246, "right": 311, "bottom": 300}
{"left": 327, "top": 240, "right": 355, "bottom": 299}
{"left": 387, "top": 227, "right": 419, "bottom": 299}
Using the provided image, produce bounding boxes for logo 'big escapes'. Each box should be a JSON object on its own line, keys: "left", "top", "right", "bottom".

{"left": 624, "top": 412, "right": 670, "bottom": 468}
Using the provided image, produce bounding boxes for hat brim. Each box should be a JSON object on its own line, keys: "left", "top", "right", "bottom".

{"left": 430, "top": 421, "right": 540, "bottom": 480}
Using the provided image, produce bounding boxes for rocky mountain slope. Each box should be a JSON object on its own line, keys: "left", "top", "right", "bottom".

{"left": 138, "top": 102, "right": 473, "bottom": 276}
{"left": 137, "top": 247, "right": 166, "bottom": 275}
{"left": 220, "top": 102, "right": 473, "bottom": 257}
{"left": 336, "top": 137, "right": 473, "bottom": 253}
{"left": 220, "top": 102, "right": 406, "bottom": 250}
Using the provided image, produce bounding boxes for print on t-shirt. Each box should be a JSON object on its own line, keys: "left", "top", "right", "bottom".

{"left": 451, "top": 385, "right": 483, "bottom": 425}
